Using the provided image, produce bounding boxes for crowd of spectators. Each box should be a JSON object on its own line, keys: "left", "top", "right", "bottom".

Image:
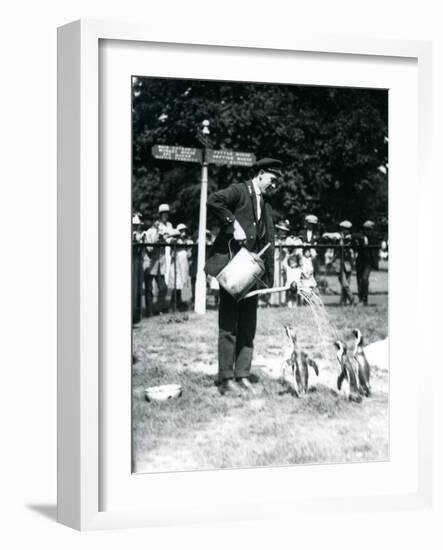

{"left": 132, "top": 205, "right": 388, "bottom": 320}
{"left": 267, "top": 215, "right": 386, "bottom": 308}
{"left": 132, "top": 204, "right": 195, "bottom": 317}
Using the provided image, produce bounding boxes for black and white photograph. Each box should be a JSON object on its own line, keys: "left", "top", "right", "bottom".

{"left": 131, "top": 76, "right": 389, "bottom": 474}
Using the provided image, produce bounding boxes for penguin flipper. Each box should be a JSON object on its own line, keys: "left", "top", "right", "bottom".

{"left": 337, "top": 370, "right": 346, "bottom": 390}
{"left": 309, "top": 358, "right": 319, "bottom": 376}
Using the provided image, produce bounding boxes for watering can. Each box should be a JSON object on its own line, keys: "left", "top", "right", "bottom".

{"left": 216, "top": 241, "right": 271, "bottom": 301}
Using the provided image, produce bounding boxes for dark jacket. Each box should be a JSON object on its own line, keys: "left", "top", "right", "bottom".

{"left": 354, "top": 233, "right": 379, "bottom": 270}
{"left": 205, "top": 181, "right": 275, "bottom": 287}
{"left": 298, "top": 228, "right": 320, "bottom": 245}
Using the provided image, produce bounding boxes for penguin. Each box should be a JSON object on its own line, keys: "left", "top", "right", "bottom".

{"left": 334, "top": 340, "right": 362, "bottom": 403}
{"left": 352, "top": 329, "right": 371, "bottom": 397}
{"left": 283, "top": 325, "right": 319, "bottom": 396}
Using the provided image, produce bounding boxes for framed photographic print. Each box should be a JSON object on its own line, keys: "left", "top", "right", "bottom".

{"left": 57, "top": 19, "right": 433, "bottom": 530}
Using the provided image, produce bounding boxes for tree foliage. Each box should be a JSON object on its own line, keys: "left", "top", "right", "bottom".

{"left": 132, "top": 77, "right": 388, "bottom": 233}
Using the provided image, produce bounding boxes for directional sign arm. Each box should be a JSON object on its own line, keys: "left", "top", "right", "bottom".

{"left": 152, "top": 144, "right": 203, "bottom": 163}
{"left": 206, "top": 149, "right": 256, "bottom": 167}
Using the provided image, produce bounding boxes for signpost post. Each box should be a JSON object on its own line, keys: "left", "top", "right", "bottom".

{"left": 151, "top": 129, "right": 255, "bottom": 315}
{"left": 194, "top": 154, "right": 209, "bottom": 314}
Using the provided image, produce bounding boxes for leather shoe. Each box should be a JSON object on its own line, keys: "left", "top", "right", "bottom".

{"left": 219, "top": 379, "right": 239, "bottom": 396}
{"left": 237, "top": 377, "right": 256, "bottom": 394}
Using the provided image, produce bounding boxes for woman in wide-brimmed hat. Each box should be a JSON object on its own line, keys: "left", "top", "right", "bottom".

{"left": 168, "top": 223, "right": 193, "bottom": 311}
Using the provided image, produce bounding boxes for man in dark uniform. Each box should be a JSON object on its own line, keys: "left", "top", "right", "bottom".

{"left": 338, "top": 220, "right": 355, "bottom": 306}
{"left": 355, "top": 220, "right": 379, "bottom": 305}
{"left": 205, "top": 158, "right": 283, "bottom": 395}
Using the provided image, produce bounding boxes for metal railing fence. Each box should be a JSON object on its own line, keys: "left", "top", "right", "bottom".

{"left": 132, "top": 242, "right": 387, "bottom": 320}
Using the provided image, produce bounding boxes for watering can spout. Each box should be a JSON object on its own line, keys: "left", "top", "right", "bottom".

{"left": 242, "top": 281, "right": 315, "bottom": 301}
{"left": 242, "top": 284, "right": 290, "bottom": 300}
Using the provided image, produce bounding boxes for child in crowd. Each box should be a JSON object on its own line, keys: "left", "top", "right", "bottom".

{"left": 284, "top": 247, "right": 317, "bottom": 307}
{"left": 299, "top": 248, "right": 317, "bottom": 292}
{"left": 284, "top": 252, "right": 302, "bottom": 308}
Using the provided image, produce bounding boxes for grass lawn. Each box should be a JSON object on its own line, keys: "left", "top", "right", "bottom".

{"left": 132, "top": 299, "right": 388, "bottom": 473}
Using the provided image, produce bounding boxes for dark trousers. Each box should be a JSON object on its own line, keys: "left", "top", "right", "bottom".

{"left": 170, "top": 289, "right": 188, "bottom": 312}
{"left": 339, "top": 269, "right": 354, "bottom": 305}
{"left": 144, "top": 271, "right": 168, "bottom": 315}
{"left": 191, "top": 275, "right": 196, "bottom": 302}
{"left": 356, "top": 263, "right": 371, "bottom": 304}
{"left": 132, "top": 250, "right": 143, "bottom": 324}
{"left": 218, "top": 286, "right": 258, "bottom": 382}
{"left": 312, "top": 255, "right": 320, "bottom": 280}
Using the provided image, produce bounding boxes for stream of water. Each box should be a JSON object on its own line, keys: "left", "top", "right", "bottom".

{"left": 296, "top": 287, "right": 339, "bottom": 367}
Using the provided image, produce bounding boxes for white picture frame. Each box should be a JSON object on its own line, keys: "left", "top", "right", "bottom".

{"left": 57, "top": 19, "right": 433, "bottom": 531}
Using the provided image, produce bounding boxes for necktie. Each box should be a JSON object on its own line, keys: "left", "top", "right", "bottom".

{"left": 255, "top": 192, "right": 261, "bottom": 220}
{"left": 258, "top": 195, "right": 265, "bottom": 238}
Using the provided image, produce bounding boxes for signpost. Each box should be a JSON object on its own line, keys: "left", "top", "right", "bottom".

{"left": 196, "top": 128, "right": 214, "bottom": 149}
{"left": 194, "top": 160, "right": 208, "bottom": 314}
{"left": 151, "top": 141, "right": 256, "bottom": 314}
{"left": 206, "top": 149, "right": 255, "bottom": 167}
{"left": 152, "top": 144, "right": 203, "bottom": 163}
